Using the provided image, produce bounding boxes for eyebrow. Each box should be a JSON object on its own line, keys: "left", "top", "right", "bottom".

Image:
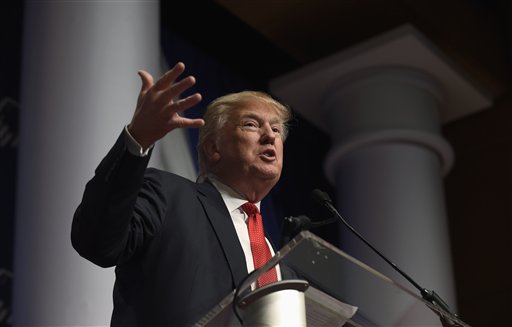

{"left": 239, "top": 113, "right": 283, "bottom": 125}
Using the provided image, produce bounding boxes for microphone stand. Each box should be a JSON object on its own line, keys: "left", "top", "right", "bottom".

{"left": 312, "top": 189, "right": 461, "bottom": 324}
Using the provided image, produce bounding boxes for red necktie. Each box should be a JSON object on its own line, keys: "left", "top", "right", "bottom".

{"left": 241, "top": 202, "right": 278, "bottom": 287}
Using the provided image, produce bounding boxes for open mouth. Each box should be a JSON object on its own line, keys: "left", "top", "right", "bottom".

{"left": 260, "top": 148, "right": 276, "bottom": 161}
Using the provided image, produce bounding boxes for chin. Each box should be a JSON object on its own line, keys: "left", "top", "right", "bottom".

{"left": 259, "top": 171, "right": 281, "bottom": 181}
{"left": 252, "top": 164, "right": 282, "bottom": 180}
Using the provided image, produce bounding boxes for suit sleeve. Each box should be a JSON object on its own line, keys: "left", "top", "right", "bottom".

{"left": 71, "top": 129, "right": 165, "bottom": 268}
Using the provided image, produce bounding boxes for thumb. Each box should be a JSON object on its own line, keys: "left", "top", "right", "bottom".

{"left": 137, "top": 69, "right": 154, "bottom": 95}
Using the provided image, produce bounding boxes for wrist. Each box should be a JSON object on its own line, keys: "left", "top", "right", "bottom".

{"left": 125, "top": 125, "right": 153, "bottom": 156}
{"left": 127, "top": 124, "right": 153, "bottom": 150}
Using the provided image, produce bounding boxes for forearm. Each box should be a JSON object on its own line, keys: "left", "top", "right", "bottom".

{"left": 72, "top": 62, "right": 202, "bottom": 267}
{"left": 71, "top": 129, "right": 151, "bottom": 267}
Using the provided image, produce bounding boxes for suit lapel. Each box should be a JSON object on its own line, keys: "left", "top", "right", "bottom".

{"left": 196, "top": 181, "right": 248, "bottom": 288}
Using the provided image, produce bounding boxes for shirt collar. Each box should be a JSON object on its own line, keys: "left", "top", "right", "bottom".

{"left": 206, "top": 174, "right": 261, "bottom": 214}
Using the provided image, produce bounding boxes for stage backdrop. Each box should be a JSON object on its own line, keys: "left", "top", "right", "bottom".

{"left": 0, "top": 2, "right": 22, "bottom": 326}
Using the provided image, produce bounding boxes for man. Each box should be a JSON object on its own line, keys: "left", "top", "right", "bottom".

{"left": 71, "top": 62, "right": 292, "bottom": 326}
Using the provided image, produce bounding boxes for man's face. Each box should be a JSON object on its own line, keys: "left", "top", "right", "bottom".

{"left": 213, "top": 102, "right": 285, "bottom": 187}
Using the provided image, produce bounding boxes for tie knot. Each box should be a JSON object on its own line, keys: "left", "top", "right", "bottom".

{"left": 241, "top": 202, "right": 259, "bottom": 216}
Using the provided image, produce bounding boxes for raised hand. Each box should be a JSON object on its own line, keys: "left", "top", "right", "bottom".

{"left": 128, "top": 62, "right": 204, "bottom": 150}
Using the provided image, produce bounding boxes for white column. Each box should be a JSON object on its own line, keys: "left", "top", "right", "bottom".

{"left": 14, "top": 1, "right": 160, "bottom": 325}
{"left": 324, "top": 67, "right": 455, "bottom": 325}
{"left": 270, "top": 25, "right": 491, "bottom": 325}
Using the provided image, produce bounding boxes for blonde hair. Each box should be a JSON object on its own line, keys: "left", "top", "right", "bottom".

{"left": 197, "top": 91, "right": 291, "bottom": 175}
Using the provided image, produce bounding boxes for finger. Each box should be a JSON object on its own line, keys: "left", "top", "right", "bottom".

{"left": 157, "top": 76, "right": 198, "bottom": 108}
{"left": 136, "top": 70, "right": 154, "bottom": 108}
{"left": 172, "top": 93, "right": 202, "bottom": 113}
{"left": 137, "top": 70, "right": 154, "bottom": 94}
{"left": 134, "top": 70, "right": 154, "bottom": 111}
{"left": 152, "top": 62, "right": 186, "bottom": 92}
{"left": 174, "top": 117, "right": 205, "bottom": 129}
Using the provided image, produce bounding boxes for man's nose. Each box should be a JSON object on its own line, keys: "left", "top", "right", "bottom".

{"left": 260, "top": 124, "right": 276, "bottom": 144}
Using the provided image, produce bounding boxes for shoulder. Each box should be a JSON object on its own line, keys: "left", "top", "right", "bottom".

{"left": 145, "top": 167, "right": 194, "bottom": 183}
{"left": 142, "top": 168, "right": 201, "bottom": 195}
{"left": 141, "top": 168, "right": 222, "bottom": 202}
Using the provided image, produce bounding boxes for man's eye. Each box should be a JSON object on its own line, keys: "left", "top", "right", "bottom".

{"left": 272, "top": 126, "right": 282, "bottom": 133}
{"left": 242, "top": 121, "right": 259, "bottom": 129}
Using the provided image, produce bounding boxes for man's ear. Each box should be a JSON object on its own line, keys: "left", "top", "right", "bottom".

{"left": 204, "top": 139, "right": 221, "bottom": 164}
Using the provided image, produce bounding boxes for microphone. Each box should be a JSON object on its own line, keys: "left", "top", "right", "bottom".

{"left": 311, "top": 189, "right": 457, "bottom": 318}
{"left": 285, "top": 215, "right": 312, "bottom": 230}
{"left": 280, "top": 212, "right": 339, "bottom": 247}
{"left": 280, "top": 215, "right": 311, "bottom": 247}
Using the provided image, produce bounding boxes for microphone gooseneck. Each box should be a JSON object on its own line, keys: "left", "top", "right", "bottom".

{"left": 311, "top": 189, "right": 456, "bottom": 317}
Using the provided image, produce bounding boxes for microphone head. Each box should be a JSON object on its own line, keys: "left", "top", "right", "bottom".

{"left": 293, "top": 215, "right": 312, "bottom": 229}
{"left": 282, "top": 215, "right": 311, "bottom": 230}
{"left": 280, "top": 215, "right": 312, "bottom": 246}
{"left": 311, "top": 189, "right": 332, "bottom": 205}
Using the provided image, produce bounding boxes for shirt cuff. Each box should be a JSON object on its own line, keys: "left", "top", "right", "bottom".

{"left": 124, "top": 125, "right": 153, "bottom": 157}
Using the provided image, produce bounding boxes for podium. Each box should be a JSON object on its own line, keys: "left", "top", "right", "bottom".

{"left": 194, "top": 231, "right": 469, "bottom": 326}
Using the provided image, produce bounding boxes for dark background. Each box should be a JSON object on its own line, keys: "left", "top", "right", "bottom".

{"left": 1, "top": 1, "right": 511, "bottom": 326}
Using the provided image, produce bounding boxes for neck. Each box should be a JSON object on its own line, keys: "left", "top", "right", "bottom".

{"left": 206, "top": 173, "right": 275, "bottom": 203}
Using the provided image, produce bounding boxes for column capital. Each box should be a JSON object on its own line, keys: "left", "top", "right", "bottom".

{"left": 270, "top": 24, "right": 492, "bottom": 131}
{"left": 322, "top": 66, "right": 445, "bottom": 110}
{"left": 320, "top": 67, "right": 454, "bottom": 182}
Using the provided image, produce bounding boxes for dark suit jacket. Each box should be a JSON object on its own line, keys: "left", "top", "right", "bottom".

{"left": 72, "top": 131, "right": 281, "bottom": 326}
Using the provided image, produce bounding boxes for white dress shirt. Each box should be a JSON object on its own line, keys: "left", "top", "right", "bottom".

{"left": 207, "top": 176, "right": 282, "bottom": 282}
